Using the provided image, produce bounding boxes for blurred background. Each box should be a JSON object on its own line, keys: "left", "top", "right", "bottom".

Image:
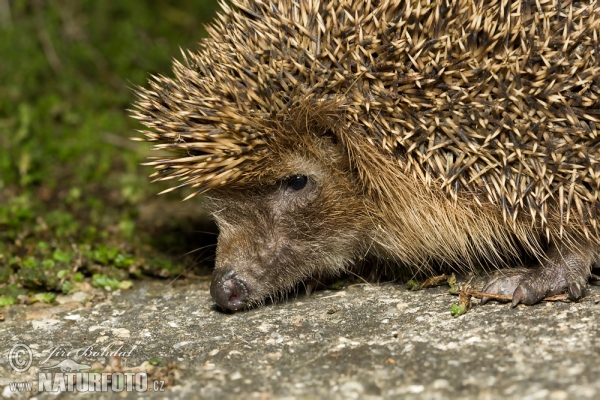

{"left": 0, "top": 0, "right": 220, "bottom": 305}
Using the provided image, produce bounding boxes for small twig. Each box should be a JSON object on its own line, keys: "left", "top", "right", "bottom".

{"left": 459, "top": 290, "right": 569, "bottom": 303}
{"left": 461, "top": 290, "right": 512, "bottom": 301}
{"left": 541, "top": 293, "right": 569, "bottom": 301}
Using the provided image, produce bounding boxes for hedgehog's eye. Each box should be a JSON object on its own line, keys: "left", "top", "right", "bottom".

{"left": 286, "top": 175, "right": 308, "bottom": 191}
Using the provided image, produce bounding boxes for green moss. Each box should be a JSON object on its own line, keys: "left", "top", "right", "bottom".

{"left": 88, "top": 245, "right": 120, "bottom": 265}
{"left": 406, "top": 280, "right": 420, "bottom": 291}
{"left": 56, "top": 269, "right": 69, "bottom": 279}
{"left": 0, "top": 296, "right": 16, "bottom": 307}
{"left": 53, "top": 250, "right": 72, "bottom": 264}
{"left": 149, "top": 358, "right": 161, "bottom": 366}
{"left": 33, "top": 293, "right": 56, "bottom": 304}
{"left": 450, "top": 304, "right": 468, "bottom": 318}
{"left": 61, "top": 281, "right": 74, "bottom": 295}
{"left": 21, "top": 257, "right": 38, "bottom": 269}
{"left": 92, "top": 274, "right": 132, "bottom": 291}
{"left": 19, "top": 267, "right": 58, "bottom": 290}
{"left": 118, "top": 281, "right": 133, "bottom": 290}
{"left": 114, "top": 253, "right": 135, "bottom": 269}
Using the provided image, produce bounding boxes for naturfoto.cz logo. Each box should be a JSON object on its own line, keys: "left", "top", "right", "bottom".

{"left": 7, "top": 343, "right": 166, "bottom": 393}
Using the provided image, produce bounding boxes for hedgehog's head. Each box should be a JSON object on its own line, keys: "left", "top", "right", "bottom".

{"left": 203, "top": 119, "right": 373, "bottom": 309}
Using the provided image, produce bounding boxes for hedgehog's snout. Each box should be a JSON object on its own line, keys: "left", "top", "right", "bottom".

{"left": 210, "top": 269, "right": 250, "bottom": 311}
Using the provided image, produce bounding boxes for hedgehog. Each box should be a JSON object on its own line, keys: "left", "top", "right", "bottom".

{"left": 132, "top": 0, "right": 600, "bottom": 311}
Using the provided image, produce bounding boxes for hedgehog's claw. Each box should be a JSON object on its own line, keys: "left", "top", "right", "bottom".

{"left": 510, "top": 281, "right": 548, "bottom": 307}
{"left": 481, "top": 243, "right": 594, "bottom": 306}
{"left": 567, "top": 281, "right": 584, "bottom": 301}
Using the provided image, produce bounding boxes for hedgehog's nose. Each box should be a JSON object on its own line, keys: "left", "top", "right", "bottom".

{"left": 210, "top": 269, "right": 249, "bottom": 311}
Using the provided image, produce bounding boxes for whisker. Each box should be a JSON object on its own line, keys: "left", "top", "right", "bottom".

{"left": 177, "top": 243, "right": 217, "bottom": 259}
{"left": 191, "top": 230, "right": 219, "bottom": 236}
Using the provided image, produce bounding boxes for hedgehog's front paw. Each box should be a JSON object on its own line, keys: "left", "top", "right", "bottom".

{"left": 481, "top": 243, "right": 594, "bottom": 307}
{"left": 481, "top": 269, "right": 567, "bottom": 306}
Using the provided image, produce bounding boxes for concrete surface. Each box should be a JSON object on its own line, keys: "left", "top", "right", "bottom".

{"left": 0, "top": 276, "right": 599, "bottom": 399}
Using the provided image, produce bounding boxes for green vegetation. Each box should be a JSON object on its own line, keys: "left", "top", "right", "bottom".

{"left": 447, "top": 273, "right": 458, "bottom": 294}
{"left": 0, "top": 1, "right": 220, "bottom": 305}
{"left": 450, "top": 303, "right": 468, "bottom": 318}
{"left": 149, "top": 358, "right": 162, "bottom": 366}
{"left": 406, "top": 279, "right": 420, "bottom": 291}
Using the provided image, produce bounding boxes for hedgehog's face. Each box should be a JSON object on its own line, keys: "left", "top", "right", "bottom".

{"left": 205, "top": 138, "right": 370, "bottom": 310}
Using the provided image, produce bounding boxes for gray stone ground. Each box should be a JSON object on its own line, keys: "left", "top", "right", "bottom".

{"left": 0, "top": 276, "right": 599, "bottom": 399}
